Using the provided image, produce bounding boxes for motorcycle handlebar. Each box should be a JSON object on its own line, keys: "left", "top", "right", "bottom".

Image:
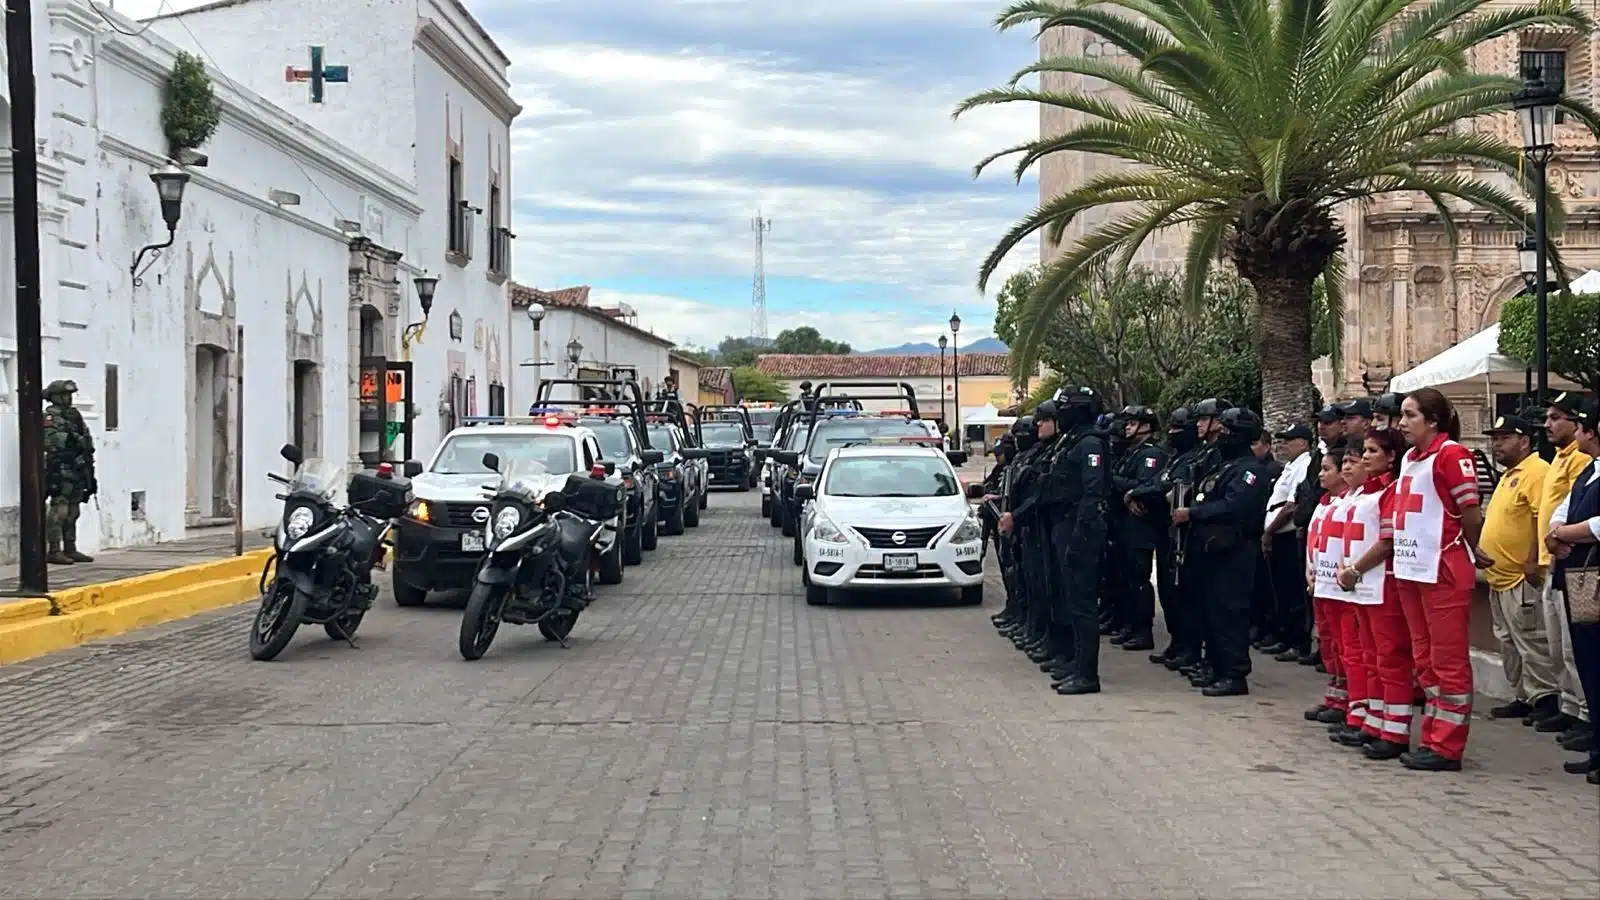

{"left": 267, "top": 473, "right": 291, "bottom": 485}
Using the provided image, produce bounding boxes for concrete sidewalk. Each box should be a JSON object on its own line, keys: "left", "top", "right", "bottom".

{"left": 0, "top": 526, "right": 272, "bottom": 594}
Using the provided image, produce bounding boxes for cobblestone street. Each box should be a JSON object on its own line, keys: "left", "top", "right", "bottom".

{"left": 1, "top": 491, "right": 1595, "bottom": 900}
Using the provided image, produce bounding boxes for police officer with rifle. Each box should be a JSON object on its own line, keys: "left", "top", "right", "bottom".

{"left": 1172, "top": 407, "right": 1273, "bottom": 697}
{"left": 1128, "top": 407, "right": 1203, "bottom": 669}
{"left": 997, "top": 416, "right": 1049, "bottom": 655}
{"left": 1108, "top": 406, "right": 1168, "bottom": 653}
{"left": 1036, "top": 387, "right": 1112, "bottom": 695}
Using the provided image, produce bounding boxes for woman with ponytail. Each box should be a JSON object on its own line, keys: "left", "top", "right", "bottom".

{"left": 1391, "top": 388, "right": 1491, "bottom": 771}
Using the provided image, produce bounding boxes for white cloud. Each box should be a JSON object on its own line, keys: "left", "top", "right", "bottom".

{"left": 111, "top": 0, "right": 1040, "bottom": 345}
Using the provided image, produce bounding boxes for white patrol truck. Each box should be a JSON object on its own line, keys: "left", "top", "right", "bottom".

{"left": 390, "top": 413, "right": 628, "bottom": 606}
{"left": 794, "top": 441, "right": 985, "bottom": 607}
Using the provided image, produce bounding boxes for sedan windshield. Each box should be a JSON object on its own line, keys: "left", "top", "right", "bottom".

{"left": 824, "top": 456, "right": 959, "bottom": 498}
{"left": 806, "top": 420, "right": 931, "bottom": 462}
{"left": 432, "top": 433, "right": 577, "bottom": 475}
{"left": 700, "top": 423, "right": 747, "bottom": 446}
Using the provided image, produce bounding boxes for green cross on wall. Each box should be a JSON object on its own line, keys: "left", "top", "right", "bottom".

{"left": 283, "top": 45, "right": 349, "bottom": 104}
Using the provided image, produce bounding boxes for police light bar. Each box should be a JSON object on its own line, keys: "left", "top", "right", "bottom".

{"left": 822, "top": 409, "right": 861, "bottom": 417}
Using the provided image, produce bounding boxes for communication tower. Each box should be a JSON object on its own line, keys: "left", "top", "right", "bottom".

{"left": 751, "top": 213, "right": 771, "bottom": 342}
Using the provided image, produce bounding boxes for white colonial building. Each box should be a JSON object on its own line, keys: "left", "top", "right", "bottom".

{"left": 0, "top": 0, "right": 519, "bottom": 563}
{"left": 506, "top": 284, "right": 676, "bottom": 410}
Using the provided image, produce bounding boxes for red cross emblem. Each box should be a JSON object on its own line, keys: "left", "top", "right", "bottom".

{"left": 1318, "top": 510, "right": 1346, "bottom": 553}
{"left": 1339, "top": 505, "right": 1367, "bottom": 556}
{"left": 1394, "top": 475, "right": 1426, "bottom": 529}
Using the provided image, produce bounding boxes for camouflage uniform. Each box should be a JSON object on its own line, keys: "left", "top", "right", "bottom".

{"left": 43, "top": 379, "right": 96, "bottom": 564}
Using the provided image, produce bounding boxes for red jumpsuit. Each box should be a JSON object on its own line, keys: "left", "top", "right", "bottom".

{"left": 1307, "top": 492, "right": 1350, "bottom": 716}
{"left": 1392, "top": 434, "right": 1480, "bottom": 761}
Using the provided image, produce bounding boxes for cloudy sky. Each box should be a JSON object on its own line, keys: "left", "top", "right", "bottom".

{"left": 115, "top": 0, "right": 1040, "bottom": 352}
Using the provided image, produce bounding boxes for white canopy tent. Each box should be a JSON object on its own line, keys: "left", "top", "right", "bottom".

{"left": 960, "top": 404, "right": 1016, "bottom": 427}
{"left": 1388, "top": 268, "right": 1596, "bottom": 394}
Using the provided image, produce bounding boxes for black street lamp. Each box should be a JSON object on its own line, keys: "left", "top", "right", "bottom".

{"left": 402, "top": 272, "right": 438, "bottom": 352}
{"left": 937, "top": 334, "right": 948, "bottom": 427}
{"left": 130, "top": 163, "right": 191, "bottom": 286}
{"left": 949, "top": 311, "right": 962, "bottom": 450}
{"left": 1513, "top": 68, "right": 1561, "bottom": 404}
{"left": 566, "top": 336, "right": 584, "bottom": 374}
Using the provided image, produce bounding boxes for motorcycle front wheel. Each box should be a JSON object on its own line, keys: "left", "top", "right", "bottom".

{"left": 459, "top": 582, "right": 507, "bottom": 660}
{"left": 250, "top": 582, "right": 308, "bottom": 661}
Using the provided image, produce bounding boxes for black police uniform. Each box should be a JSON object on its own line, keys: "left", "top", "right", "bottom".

{"left": 1098, "top": 411, "right": 1131, "bottom": 636}
{"left": 1127, "top": 408, "right": 1200, "bottom": 666}
{"left": 1185, "top": 409, "right": 1272, "bottom": 696}
{"left": 1006, "top": 426, "right": 1055, "bottom": 653}
{"left": 1037, "top": 390, "right": 1111, "bottom": 694}
{"left": 1109, "top": 414, "right": 1168, "bottom": 651}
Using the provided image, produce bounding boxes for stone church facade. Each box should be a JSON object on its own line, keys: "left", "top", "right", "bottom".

{"left": 1038, "top": 23, "right": 1600, "bottom": 420}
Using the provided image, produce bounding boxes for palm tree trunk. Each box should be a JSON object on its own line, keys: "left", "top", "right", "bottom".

{"left": 1249, "top": 275, "right": 1316, "bottom": 432}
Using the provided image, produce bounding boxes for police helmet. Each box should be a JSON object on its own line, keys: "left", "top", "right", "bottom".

{"left": 1373, "top": 392, "right": 1402, "bottom": 417}
{"left": 1123, "top": 405, "right": 1158, "bottom": 427}
{"left": 1057, "top": 384, "right": 1104, "bottom": 414}
{"left": 1009, "top": 415, "right": 1034, "bottom": 436}
{"left": 1166, "top": 406, "right": 1193, "bottom": 430}
{"left": 1096, "top": 413, "right": 1115, "bottom": 429}
{"left": 45, "top": 379, "right": 76, "bottom": 396}
{"left": 1033, "top": 399, "right": 1060, "bottom": 422}
{"left": 1192, "top": 397, "right": 1234, "bottom": 418}
{"left": 1219, "top": 407, "right": 1264, "bottom": 440}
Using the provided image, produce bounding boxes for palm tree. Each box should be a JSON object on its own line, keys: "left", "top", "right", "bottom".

{"left": 958, "top": 0, "right": 1598, "bottom": 426}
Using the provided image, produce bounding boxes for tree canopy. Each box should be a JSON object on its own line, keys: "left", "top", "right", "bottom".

{"left": 774, "top": 327, "right": 851, "bottom": 355}
{"left": 1498, "top": 291, "right": 1600, "bottom": 391}
{"left": 958, "top": 0, "right": 1598, "bottom": 429}
{"left": 731, "top": 366, "right": 788, "bottom": 403}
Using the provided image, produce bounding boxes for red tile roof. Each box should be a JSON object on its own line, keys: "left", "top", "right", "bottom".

{"left": 755, "top": 353, "right": 1013, "bottom": 379}
{"left": 699, "top": 366, "right": 732, "bottom": 393}
{"left": 509, "top": 283, "right": 590, "bottom": 309}
{"left": 506, "top": 281, "right": 673, "bottom": 349}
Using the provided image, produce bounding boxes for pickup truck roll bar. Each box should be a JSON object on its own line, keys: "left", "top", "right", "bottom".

{"left": 532, "top": 378, "right": 654, "bottom": 450}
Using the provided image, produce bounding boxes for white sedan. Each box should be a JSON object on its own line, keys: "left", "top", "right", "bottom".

{"left": 794, "top": 444, "right": 985, "bottom": 607}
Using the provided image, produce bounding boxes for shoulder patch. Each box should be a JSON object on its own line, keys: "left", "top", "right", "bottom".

{"left": 42, "top": 414, "right": 53, "bottom": 426}
{"left": 1145, "top": 456, "right": 1159, "bottom": 468}
{"left": 1244, "top": 470, "right": 1257, "bottom": 485}
{"left": 1087, "top": 453, "right": 1101, "bottom": 467}
{"left": 1458, "top": 458, "right": 1476, "bottom": 480}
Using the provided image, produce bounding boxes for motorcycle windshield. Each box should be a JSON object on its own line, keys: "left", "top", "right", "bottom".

{"left": 498, "top": 458, "right": 563, "bottom": 502}
{"left": 289, "top": 459, "right": 345, "bottom": 503}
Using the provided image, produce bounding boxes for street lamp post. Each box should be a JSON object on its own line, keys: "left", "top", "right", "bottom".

{"left": 566, "top": 337, "right": 583, "bottom": 374}
{"left": 949, "top": 311, "right": 962, "bottom": 451}
{"left": 525, "top": 301, "right": 545, "bottom": 407}
{"left": 1513, "top": 69, "right": 1561, "bottom": 404}
{"left": 402, "top": 273, "right": 438, "bottom": 358}
{"left": 937, "top": 334, "right": 948, "bottom": 428}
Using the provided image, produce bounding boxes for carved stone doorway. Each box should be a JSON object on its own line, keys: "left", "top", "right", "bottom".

{"left": 190, "top": 343, "right": 231, "bottom": 522}
{"left": 293, "top": 360, "right": 323, "bottom": 458}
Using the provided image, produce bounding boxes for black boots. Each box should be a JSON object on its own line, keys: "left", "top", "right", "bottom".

{"left": 64, "top": 540, "right": 93, "bottom": 563}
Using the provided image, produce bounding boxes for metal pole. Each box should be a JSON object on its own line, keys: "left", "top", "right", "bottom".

{"left": 938, "top": 346, "right": 946, "bottom": 426}
{"left": 531, "top": 320, "right": 541, "bottom": 409}
{"left": 8, "top": 0, "right": 47, "bottom": 594}
{"left": 1534, "top": 157, "right": 1551, "bottom": 405}
{"left": 952, "top": 338, "right": 961, "bottom": 451}
{"left": 234, "top": 326, "right": 244, "bottom": 556}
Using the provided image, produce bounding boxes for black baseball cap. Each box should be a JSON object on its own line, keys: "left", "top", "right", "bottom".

{"left": 1575, "top": 397, "right": 1599, "bottom": 429}
{"left": 1315, "top": 405, "right": 1342, "bottom": 424}
{"left": 1485, "top": 414, "right": 1536, "bottom": 437}
{"left": 1549, "top": 391, "right": 1593, "bottom": 418}
{"left": 1339, "top": 398, "right": 1373, "bottom": 419}
{"left": 1274, "top": 423, "right": 1314, "bottom": 442}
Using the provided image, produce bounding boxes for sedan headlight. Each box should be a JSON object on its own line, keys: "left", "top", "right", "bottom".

{"left": 493, "top": 505, "right": 522, "bottom": 539}
{"left": 284, "top": 505, "right": 316, "bottom": 540}
{"left": 812, "top": 516, "right": 849, "bottom": 544}
{"left": 950, "top": 515, "right": 982, "bottom": 544}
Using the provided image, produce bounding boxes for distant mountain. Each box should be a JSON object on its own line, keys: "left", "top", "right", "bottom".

{"left": 859, "top": 337, "right": 1008, "bottom": 355}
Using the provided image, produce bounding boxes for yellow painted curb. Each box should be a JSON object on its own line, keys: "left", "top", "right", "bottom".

{"left": 0, "top": 597, "right": 53, "bottom": 625}
{"left": 0, "top": 549, "right": 273, "bottom": 666}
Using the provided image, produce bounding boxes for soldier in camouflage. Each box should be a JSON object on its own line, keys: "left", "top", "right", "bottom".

{"left": 43, "top": 379, "right": 97, "bottom": 564}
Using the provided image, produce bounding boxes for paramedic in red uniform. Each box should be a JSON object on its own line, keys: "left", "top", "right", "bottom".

{"left": 1335, "top": 429, "right": 1414, "bottom": 760}
{"left": 1392, "top": 388, "right": 1493, "bottom": 771}
{"left": 1305, "top": 449, "right": 1352, "bottom": 726}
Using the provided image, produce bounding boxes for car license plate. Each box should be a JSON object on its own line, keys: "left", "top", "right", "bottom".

{"left": 883, "top": 553, "right": 918, "bottom": 573}
{"left": 461, "top": 531, "right": 485, "bottom": 552}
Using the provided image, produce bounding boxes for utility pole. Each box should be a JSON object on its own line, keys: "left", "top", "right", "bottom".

{"left": 8, "top": 0, "right": 49, "bottom": 593}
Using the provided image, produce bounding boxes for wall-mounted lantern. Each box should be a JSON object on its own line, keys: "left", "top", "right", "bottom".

{"left": 130, "top": 163, "right": 191, "bottom": 287}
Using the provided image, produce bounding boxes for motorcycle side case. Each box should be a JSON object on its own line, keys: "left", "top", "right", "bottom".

{"left": 349, "top": 469, "right": 412, "bottom": 518}
{"left": 560, "top": 474, "right": 622, "bottom": 521}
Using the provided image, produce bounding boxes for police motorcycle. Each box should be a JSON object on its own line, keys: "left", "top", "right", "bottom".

{"left": 250, "top": 445, "right": 419, "bottom": 661}
{"left": 458, "top": 452, "right": 621, "bottom": 660}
